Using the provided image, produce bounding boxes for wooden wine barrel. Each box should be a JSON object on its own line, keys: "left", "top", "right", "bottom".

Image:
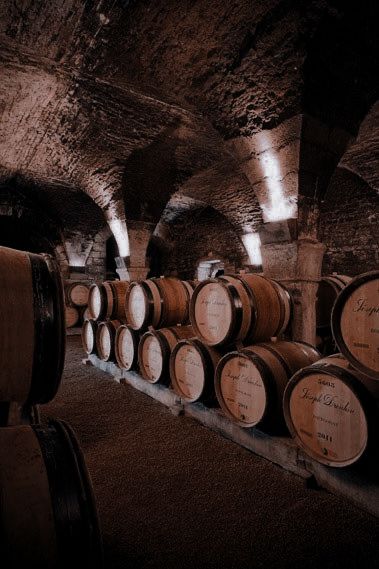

{"left": 96, "top": 320, "right": 122, "bottom": 361}
{"left": 190, "top": 274, "right": 292, "bottom": 347}
{"left": 65, "top": 281, "right": 90, "bottom": 307}
{"left": 316, "top": 274, "right": 351, "bottom": 329}
{"left": 0, "top": 246, "right": 65, "bottom": 405}
{"left": 87, "top": 283, "right": 106, "bottom": 320}
{"left": 283, "top": 354, "right": 379, "bottom": 467}
{"left": 115, "top": 325, "right": 140, "bottom": 371}
{"left": 103, "top": 280, "right": 130, "bottom": 321}
{"left": 138, "top": 325, "right": 194, "bottom": 384}
{"left": 65, "top": 305, "right": 80, "bottom": 328}
{"left": 0, "top": 420, "right": 103, "bottom": 567}
{"left": 82, "top": 319, "right": 98, "bottom": 355}
{"left": 125, "top": 277, "right": 194, "bottom": 331}
{"left": 331, "top": 271, "right": 379, "bottom": 380}
{"left": 170, "top": 338, "right": 225, "bottom": 403}
{"left": 215, "top": 341, "right": 320, "bottom": 430}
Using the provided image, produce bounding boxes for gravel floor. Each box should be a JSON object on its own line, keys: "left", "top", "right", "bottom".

{"left": 42, "top": 337, "right": 379, "bottom": 569}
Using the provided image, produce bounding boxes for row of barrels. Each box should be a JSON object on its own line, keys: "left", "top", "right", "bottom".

{"left": 64, "top": 281, "right": 91, "bottom": 328}
{"left": 0, "top": 246, "right": 102, "bottom": 567}
{"left": 86, "top": 270, "right": 378, "bottom": 380}
{"left": 86, "top": 275, "right": 293, "bottom": 346}
{"left": 83, "top": 317, "right": 379, "bottom": 469}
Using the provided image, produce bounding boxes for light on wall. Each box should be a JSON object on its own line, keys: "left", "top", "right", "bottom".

{"left": 108, "top": 218, "right": 130, "bottom": 257}
{"left": 65, "top": 250, "right": 87, "bottom": 267}
{"left": 253, "top": 131, "right": 297, "bottom": 223}
{"left": 260, "top": 153, "right": 296, "bottom": 222}
{"left": 242, "top": 233, "right": 262, "bottom": 266}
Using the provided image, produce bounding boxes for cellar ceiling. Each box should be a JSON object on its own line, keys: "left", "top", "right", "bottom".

{"left": 0, "top": 0, "right": 378, "bottom": 237}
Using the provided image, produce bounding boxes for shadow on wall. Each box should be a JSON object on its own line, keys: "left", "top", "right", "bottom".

{"left": 320, "top": 168, "right": 379, "bottom": 276}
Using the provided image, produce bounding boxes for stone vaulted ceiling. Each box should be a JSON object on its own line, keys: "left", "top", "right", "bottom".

{"left": 0, "top": 0, "right": 378, "bottom": 241}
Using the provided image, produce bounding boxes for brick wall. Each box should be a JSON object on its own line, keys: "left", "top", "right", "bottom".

{"left": 320, "top": 168, "right": 379, "bottom": 276}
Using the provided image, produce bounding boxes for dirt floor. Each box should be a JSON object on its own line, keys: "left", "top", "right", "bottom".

{"left": 42, "top": 337, "right": 379, "bottom": 569}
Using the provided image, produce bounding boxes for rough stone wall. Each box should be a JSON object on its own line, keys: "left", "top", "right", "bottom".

{"left": 159, "top": 206, "right": 249, "bottom": 279}
{"left": 83, "top": 227, "right": 110, "bottom": 283}
{"left": 320, "top": 169, "right": 379, "bottom": 276}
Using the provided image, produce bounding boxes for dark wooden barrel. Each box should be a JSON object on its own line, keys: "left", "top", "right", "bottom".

{"left": 283, "top": 354, "right": 379, "bottom": 467}
{"left": 215, "top": 340, "right": 320, "bottom": 430}
{"left": 316, "top": 274, "right": 351, "bottom": 330}
{"left": 115, "top": 325, "right": 140, "bottom": 371}
{"left": 125, "top": 277, "right": 194, "bottom": 331}
{"left": 189, "top": 274, "right": 292, "bottom": 347}
{"left": 82, "top": 319, "right": 98, "bottom": 355}
{"left": 0, "top": 246, "right": 65, "bottom": 405}
{"left": 0, "top": 419, "right": 103, "bottom": 567}
{"left": 138, "top": 325, "right": 194, "bottom": 384}
{"left": 65, "top": 282, "right": 90, "bottom": 307}
{"left": 170, "top": 338, "right": 225, "bottom": 404}
{"left": 96, "top": 320, "right": 122, "bottom": 361}
{"left": 331, "top": 271, "right": 379, "bottom": 380}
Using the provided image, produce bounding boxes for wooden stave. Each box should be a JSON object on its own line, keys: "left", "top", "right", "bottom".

{"left": 0, "top": 420, "right": 103, "bottom": 568}
{"left": 0, "top": 247, "right": 66, "bottom": 406}
{"left": 331, "top": 271, "right": 379, "bottom": 380}
{"left": 82, "top": 319, "right": 98, "bottom": 355}
{"left": 189, "top": 274, "right": 292, "bottom": 347}
{"left": 64, "top": 282, "right": 90, "bottom": 307}
{"left": 103, "top": 280, "right": 130, "bottom": 321}
{"left": 215, "top": 341, "right": 320, "bottom": 430}
{"left": 114, "top": 325, "right": 140, "bottom": 370}
{"left": 169, "top": 338, "right": 224, "bottom": 403}
{"left": 96, "top": 320, "right": 121, "bottom": 362}
{"left": 283, "top": 354, "right": 379, "bottom": 468}
{"left": 138, "top": 325, "right": 194, "bottom": 384}
{"left": 153, "top": 277, "right": 193, "bottom": 329}
{"left": 316, "top": 275, "right": 351, "bottom": 330}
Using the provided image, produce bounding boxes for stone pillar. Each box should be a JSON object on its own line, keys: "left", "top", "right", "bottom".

{"left": 127, "top": 221, "right": 155, "bottom": 281}
{"left": 115, "top": 256, "right": 130, "bottom": 281}
{"left": 261, "top": 238, "right": 325, "bottom": 345}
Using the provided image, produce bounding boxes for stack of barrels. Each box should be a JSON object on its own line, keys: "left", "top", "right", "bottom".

{"left": 83, "top": 270, "right": 379, "bottom": 471}
{"left": 64, "top": 281, "right": 90, "bottom": 328}
{"left": 188, "top": 274, "right": 320, "bottom": 428}
{"left": 83, "top": 277, "right": 196, "bottom": 382}
{"left": 284, "top": 270, "right": 379, "bottom": 468}
{"left": 0, "top": 246, "right": 103, "bottom": 567}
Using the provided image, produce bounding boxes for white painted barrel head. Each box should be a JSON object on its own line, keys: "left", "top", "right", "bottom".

{"left": 217, "top": 353, "right": 267, "bottom": 426}
{"left": 173, "top": 342, "right": 205, "bottom": 401}
{"left": 128, "top": 284, "right": 148, "bottom": 329}
{"left": 83, "top": 321, "right": 94, "bottom": 354}
{"left": 288, "top": 371, "right": 368, "bottom": 466}
{"left": 90, "top": 286, "right": 102, "bottom": 320}
{"left": 194, "top": 282, "right": 232, "bottom": 345}
{"left": 140, "top": 335, "right": 163, "bottom": 382}
{"left": 99, "top": 325, "right": 112, "bottom": 361}
{"left": 117, "top": 327, "right": 135, "bottom": 369}
{"left": 339, "top": 277, "right": 379, "bottom": 376}
{"left": 70, "top": 284, "right": 89, "bottom": 306}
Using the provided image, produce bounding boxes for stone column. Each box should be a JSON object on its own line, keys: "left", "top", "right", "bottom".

{"left": 115, "top": 256, "right": 130, "bottom": 281}
{"left": 261, "top": 238, "right": 325, "bottom": 345}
